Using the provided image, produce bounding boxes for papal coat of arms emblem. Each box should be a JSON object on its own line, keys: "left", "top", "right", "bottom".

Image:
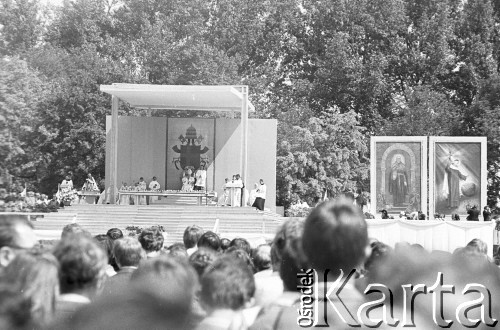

{"left": 172, "top": 125, "right": 209, "bottom": 170}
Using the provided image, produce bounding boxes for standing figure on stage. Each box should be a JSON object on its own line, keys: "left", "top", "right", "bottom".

{"left": 149, "top": 176, "right": 161, "bottom": 204}
{"left": 194, "top": 165, "right": 207, "bottom": 191}
{"left": 119, "top": 182, "right": 130, "bottom": 205}
{"left": 82, "top": 173, "right": 98, "bottom": 191}
{"left": 60, "top": 175, "right": 73, "bottom": 193}
{"left": 248, "top": 183, "right": 259, "bottom": 207}
{"left": 443, "top": 156, "right": 467, "bottom": 208}
{"left": 218, "top": 178, "right": 230, "bottom": 206}
{"left": 137, "top": 177, "right": 147, "bottom": 205}
{"left": 233, "top": 174, "right": 243, "bottom": 207}
{"left": 252, "top": 179, "right": 267, "bottom": 211}
{"left": 181, "top": 168, "right": 194, "bottom": 192}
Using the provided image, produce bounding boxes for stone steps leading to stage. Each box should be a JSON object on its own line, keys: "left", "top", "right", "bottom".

{"left": 35, "top": 205, "right": 284, "bottom": 245}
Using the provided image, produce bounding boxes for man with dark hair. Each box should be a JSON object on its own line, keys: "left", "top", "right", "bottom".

{"left": 220, "top": 238, "right": 231, "bottom": 252}
{"left": 106, "top": 228, "right": 123, "bottom": 240}
{"left": 0, "top": 214, "right": 37, "bottom": 269}
{"left": 53, "top": 235, "right": 108, "bottom": 320}
{"left": 60, "top": 223, "right": 91, "bottom": 240}
{"left": 229, "top": 237, "right": 251, "bottom": 255}
{"left": 102, "top": 237, "right": 146, "bottom": 296}
{"left": 189, "top": 247, "right": 218, "bottom": 278}
{"left": 166, "top": 242, "right": 188, "bottom": 259}
{"left": 183, "top": 225, "right": 204, "bottom": 256}
{"left": 197, "top": 231, "right": 221, "bottom": 252}
{"left": 198, "top": 255, "right": 255, "bottom": 330}
{"left": 302, "top": 198, "right": 369, "bottom": 327}
{"left": 138, "top": 226, "right": 164, "bottom": 258}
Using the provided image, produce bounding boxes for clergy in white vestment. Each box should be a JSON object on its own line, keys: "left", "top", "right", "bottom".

{"left": 82, "top": 173, "right": 98, "bottom": 191}
{"left": 137, "top": 177, "right": 147, "bottom": 205}
{"left": 248, "top": 183, "right": 259, "bottom": 206}
{"left": 149, "top": 176, "right": 161, "bottom": 204}
{"left": 233, "top": 174, "right": 243, "bottom": 207}
{"left": 252, "top": 179, "right": 267, "bottom": 211}
{"left": 194, "top": 167, "right": 207, "bottom": 191}
{"left": 218, "top": 178, "right": 230, "bottom": 206}
{"left": 60, "top": 175, "right": 73, "bottom": 193}
{"left": 119, "top": 182, "right": 130, "bottom": 205}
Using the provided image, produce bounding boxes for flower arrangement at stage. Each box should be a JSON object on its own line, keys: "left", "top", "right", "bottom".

{"left": 61, "top": 189, "right": 78, "bottom": 204}
{"left": 286, "top": 201, "right": 312, "bottom": 217}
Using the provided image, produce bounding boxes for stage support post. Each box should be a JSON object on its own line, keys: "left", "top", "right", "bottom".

{"left": 110, "top": 96, "right": 119, "bottom": 204}
{"left": 240, "top": 86, "right": 249, "bottom": 207}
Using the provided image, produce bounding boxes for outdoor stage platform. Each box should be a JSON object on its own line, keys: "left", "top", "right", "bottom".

{"left": 33, "top": 204, "right": 284, "bottom": 246}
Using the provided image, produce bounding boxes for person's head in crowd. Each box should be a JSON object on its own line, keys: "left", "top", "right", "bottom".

{"left": 94, "top": 234, "right": 113, "bottom": 268}
{"left": 452, "top": 213, "right": 460, "bottom": 221}
{"left": 189, "top": 247, "right": 218, "bottom": 278}
{"left": 53, "top": 235, "right": 108, "bottom": 298}
{"left": 131, "top": 256, "right": 198, "bottom": 327}
{"left": 183, "top": 225, "right": 204, "bottom": 250}
{"left": 302, "top": 198, "right": 369, "bottom": 279}
{"left": 166, "top": 242, "right": 188, "bottom": 259}
{"left": 466, "top": 238, "right": 488, "bottom": 256}
{"left": 0, "top": 286, "right": 35, "bottom": 330}
{"left": 65, "top": 175, "right": 71, "bottom": 181}
{"left": 113, "top": 237, "right": 146, "bottom": 269}
{"left": 220, "top": 238, "right": 231, "bottom": 251}
{"left": 225, "top": 247, "right": 255, "bottom": 272}
{"left": 252, "top": 244, "right": 272, "bottom": 273}
{"left": 271, "top": 217, "right": 304, "bottom": 271}
{"left": 271, "top": 218, "right": 307, "bottom": 290}
{"left": 197, "top": 231, "right": 221, "bottom": 252}
{"left": 106, "top": 228, "right": 123, "bottom": 241}
{"left": 138, "top": 226, "right": 164, "bottom": 258}
{"left": 2, "top": 249, "right": 59, "bottom": 326}
{"left": 60, "top": 223, "right": 91, "bottom": 240}
{"left": 49, "top": 282, "right": 194, "bottom": 330}
{"left": 0, "top": 214, "right": 37, "bottom": 268}
{"left": 104, "top": 228, "right": 123, "bottom": 270}
{"left": 200, "top": 255, "right": 255, "bottom": 313}
{"left": 229, "top": 237, "right": 251, "bottom": 255}
{"left": 380, "top": 209, "right": 389, "bottom": 219}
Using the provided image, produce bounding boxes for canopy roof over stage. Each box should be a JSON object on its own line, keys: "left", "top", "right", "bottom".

{"left": 100, "top": 83, "right": 255, "bottom": 112}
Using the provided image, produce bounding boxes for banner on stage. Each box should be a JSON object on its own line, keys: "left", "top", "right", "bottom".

{"left": 370, "top": 136, "right": 428, "bottom": 216}
{"left": 166, "top": 118, "right": 214, "bottom": 191}
{"left": 429, "top": 137, "right": 487, "bottom": 218}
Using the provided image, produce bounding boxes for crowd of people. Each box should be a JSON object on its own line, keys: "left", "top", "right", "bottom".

{"left": 1, "top": 198, "right": 500, "bottom": 329}
{"left": 0, "top": 188, "right": 59, "bottom": 213}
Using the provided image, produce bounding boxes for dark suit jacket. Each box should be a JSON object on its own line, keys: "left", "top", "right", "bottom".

{"left": 102, "top": 267, "right": 136, "bottom": 296}
{"left": 467, "top": 208, "right": 480, "bottom": 221}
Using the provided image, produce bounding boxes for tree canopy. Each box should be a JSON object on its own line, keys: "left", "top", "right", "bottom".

{"left": 1, "top": 0, "right": 499, "bottom": 208}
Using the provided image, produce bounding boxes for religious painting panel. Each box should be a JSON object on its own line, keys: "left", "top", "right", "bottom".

{"left": 429, "top": 137, "right": 487, "bottom": 219}
{"left": 370, "top": 137, "right": 427, "bottom": 216}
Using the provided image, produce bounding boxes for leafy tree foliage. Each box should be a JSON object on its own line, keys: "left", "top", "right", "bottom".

{"left": 2, "top": 0, "right": 500, "bottom": 209}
